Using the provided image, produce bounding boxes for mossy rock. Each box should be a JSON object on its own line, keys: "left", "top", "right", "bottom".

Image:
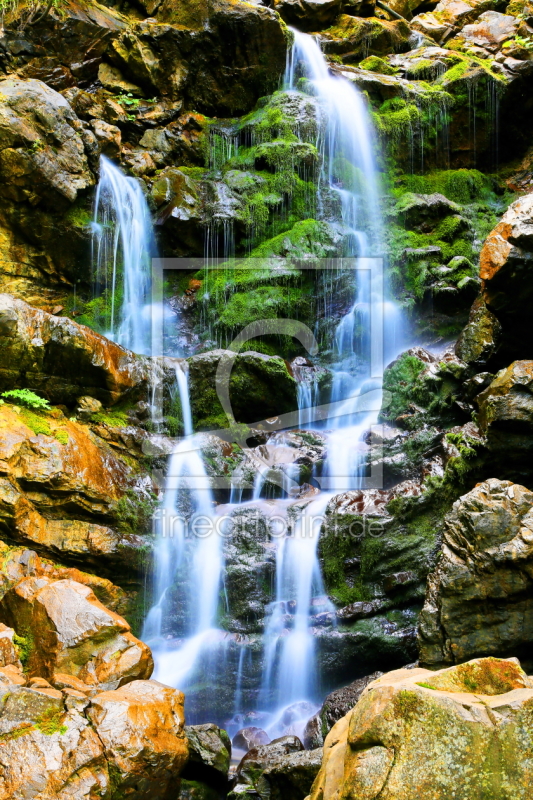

{"left": 187, "top": 349, "right": 297, "bottom": 430}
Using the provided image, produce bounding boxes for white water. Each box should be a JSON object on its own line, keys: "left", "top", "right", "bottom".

{"left": 142, "top": 30, "right": 408, "bottom": 737}
{"left": 92, "top": 155, "right": 156, "bottom": 355}
{"left": 143, "top": 364, "right": 224, "bottom": 692}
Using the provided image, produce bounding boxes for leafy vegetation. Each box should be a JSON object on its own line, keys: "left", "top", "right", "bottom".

{"left": 2, "top": 389, "right": 50, "bottom": 410}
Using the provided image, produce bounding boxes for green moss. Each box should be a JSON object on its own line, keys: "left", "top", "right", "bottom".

{"left": 381, "top": 353, "right": 427, "bottom": 423}
{"left": 19, "top": 408, "right": 52, "bottom": 437}
{"left": 35, "top": 708, "right": 67, "bottom": 736}
{"left": 115, "top": 489, "right": 158, "bottom": 537}
{"left": 13, "top": 632, "right": 33, "bottom": 669}
{"left": 439, "top": 59, "right": 470, "bottom": 83}
{"left": 54, "top": 430, "right": 69, "bottom": 445}
{"left": 91, "top": 409, "right": 130, "bottom": 427}
{"left": 359, "top": 55, "right": 398, "bottom": 75}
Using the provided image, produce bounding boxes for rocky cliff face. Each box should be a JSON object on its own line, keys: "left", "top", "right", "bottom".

{"left": 1, "top": 0, "right": 533, "bottom": 795}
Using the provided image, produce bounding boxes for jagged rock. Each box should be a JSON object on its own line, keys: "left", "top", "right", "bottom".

{"left": 476, "top": 361, "right": 533, "bottom": 456}
{"left": 0, "top": 401, "right": 154, "bottom": 568}
{"left": 320, "top": 16, "right": 411, "bottom": 62}
{"left": 231, "top": 736, "right": 322, "bottom": 800}
{"left": 459, "top": 10, "right": 521, "bottom": 51}
{"left": 272, "top": 0, "right": 342, "bottom": 30}
{"left": 0, "top": 670, "right": 188, "bottom": 799}
{"left": 303, "top": 672, "right": 383, "bottom": 749}
{"left": 480, "top": 191, "right": 533, "bottom": 360}
{"left": 0, "top": 293, "right": 151, "bottom": 404}
{"left": 98, "top": 61, "right": 144, "bottom": 95}
{"left": 455, "top": 296, "right": 502, "bottom": 366}
{"left": 336, "top": 600, "right": 385, "bottom": 621}
{"left": 151, "top": 166, "right": 203, "bottom": 253}
{"left": 0, "top": 623, "right": 22, "bottom": 669}
{"left": 88, "top": 680, "right": 188, "bottom": 799}
{"left": 1, "top": 0, "right": 128, "bottom": 89}
{"left": 419, "top": 479, "right": 533, "bottom": 666}
{"left": 184, "top": 723, "right": 232, "bottom": 787}
{"left": 89, "top": 118, "right": 121, "bottom": 157}
{"left": 106, "top": 0, "right": 288, "bottom": 116}
{"left": 411, "top": 0, "right": 497, "bottom": 40}
{"left": 187, "top": 349, "right": 298, "bottom": 430}
{"left": 309, "top": 658, "right": 533, "bottom": 800}
{"left": 1, "top": 577, "right": 153, "bottom": 689}
{"left": 0, "top": 77, "right": 95, "bottom": 207}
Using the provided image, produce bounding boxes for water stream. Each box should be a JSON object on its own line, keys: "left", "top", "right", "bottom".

{"left": 91, "top": 155, "right": 156, "bottom": 354}
{"left": 139, "top": 29, "right": 406, "bottom": 740}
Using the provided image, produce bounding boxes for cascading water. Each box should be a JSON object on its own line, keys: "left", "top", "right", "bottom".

{"left": 143, "top": 362, "right": 225, "bottom": 694}
{"left": 91, "top": 155, "right": 156, "bottom": 355}
{"left": 143, "top": 28, "right": 408, "bottom": 738}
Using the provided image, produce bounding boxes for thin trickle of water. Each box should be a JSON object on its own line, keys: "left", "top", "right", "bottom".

{"left": 91, "top": 155, "right": 156, "bottom": 354}
{"left": 143, "top": 364, "right": 224, "bottom": 692}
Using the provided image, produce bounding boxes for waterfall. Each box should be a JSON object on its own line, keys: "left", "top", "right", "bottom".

{"left": 286, "top": 29, "right": 382, "bottom": 255}
{"left": 91, "top": 155, "right": 156, "bottom": 355}
{"left": 142, "top": 29, "right": 408, "bottom": 736}
{"left": 143, "top": 364, "right": 224, "bottom": 692}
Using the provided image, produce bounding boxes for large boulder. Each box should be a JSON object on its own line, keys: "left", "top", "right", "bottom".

{"left": 0, "top": 293, "right": 151, "bottom": 405}
{"left": 455, "top": 296, "right": 502, "bottom": 367}
{"left": 1, "top": 0, "right": 128, "bottom": 91}
{"left": 1, "top": 577, "right": 153, "bottom": 688}
{"left": 0, "top": 78, "right": 97, "bottom": 303}
{"left": 0, "top": 401, "right": 152, "bottom": 569}
{"left": 419, "top": 479, "right": 533, "bottom": 667}
{"left": 309, "top": 657, "right": 533, "bottom": 800}
{"left": 187, "top": 349, "right": 298, "bottom": 431}
{"left": 0, "top": 78, "right": 95, "bottom": 207}
{"left": 183, "top": 723, "right": 232, "bottom": 788}
{"left": 476, "top": 361, "right": 533, "bottom": 459}
{"left": 104, "top": 0, "right": 288, "bottom": 116}
{"left": 0, "top": 666, "right": 187, "bottom": 800}
{"left": 271, "top": 0, "right": 375, "bottom": 31}
{"left": 480, "top": 191, "right": 533, "bottom": 360}
{"left": 230, "top": 736, "right": 322, "bottom": 800}
{"left": 87, "top": 680, "right": 188, "bottom": 799}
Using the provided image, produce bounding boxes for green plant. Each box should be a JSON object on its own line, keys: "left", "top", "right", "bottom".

{"left": 2, "top": 389, "right": 50, "bottom": 410}
{"left": 115, "top": 92, "right": 141, "bottom": 109}
{"left": 504, "top": 34, "right": 533, "bottom": 50}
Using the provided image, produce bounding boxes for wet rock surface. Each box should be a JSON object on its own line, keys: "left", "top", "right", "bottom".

{"left": 231, "top": 735, "right": 322, "bottom": 800}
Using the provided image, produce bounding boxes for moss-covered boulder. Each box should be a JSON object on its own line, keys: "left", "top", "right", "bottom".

{"left": 106, "top": 0, "right": 289, "bottom": 116}
{"left": 455, "top": 296, "right": 502, "bottom": 366}
{"left": 309, "top": 657, "right": 533, "bottom": 800}
{"left": 320, "top": 16, "right": 411, "bottom": 62}
{"left": 187, "top": 349, "right": 298, "bottom": 430}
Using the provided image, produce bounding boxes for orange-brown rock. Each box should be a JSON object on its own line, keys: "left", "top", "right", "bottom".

{"left": 0, "top": 293, "right": 152, "bottom": 405}
{"left": 1, "top": 576, "right": 153, "bottom": 689}
{"left": 0, "top": 402, "right": 150, "bottom": 567}
{"left": 0, "top": 673, "right": 187, "bottom": 800}
{"left": 480, "top": 192, "right": 533, "bottom": 360}
{"left": 88, "top": 679, "right": 189, "bottom": 799}
{"left": 309, "top": 657, "right": 533, "bottom": 800}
